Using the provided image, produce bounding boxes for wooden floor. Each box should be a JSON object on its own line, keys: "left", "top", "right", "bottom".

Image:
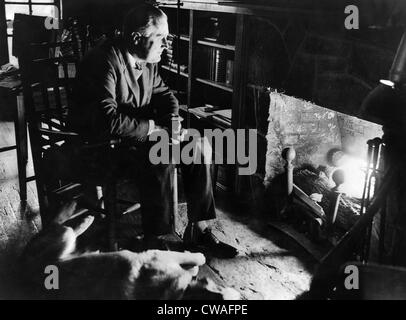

{"left": 0, "top": 117, "right": 317, "bottom": 300}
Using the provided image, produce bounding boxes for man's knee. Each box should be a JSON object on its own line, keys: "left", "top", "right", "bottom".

{"left": 194, "top": 137, "right": 212, "bottom": 164}
{"left": 147, "top": 162, "right": 176, "bottom": 175}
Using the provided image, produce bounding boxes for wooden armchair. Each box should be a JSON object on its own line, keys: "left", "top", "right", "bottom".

{"left": 19, "top": 42, "right": 138, "bottom": 251}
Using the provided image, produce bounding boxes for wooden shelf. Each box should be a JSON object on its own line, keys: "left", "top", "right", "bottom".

{"left": 170, "top": 89, "right": 187, "bottom": 96}
{"left": 161, "top": 65, "right": 189, "bottom": 78}
{"left": 161, "top": 1, "right": 340, "bottom": 17}
{"left": 196, "top": 39, "right": 235, "bottom": 51}
{"left": 170, "top": 34, "right": 190, "bottom": 42}
{"left": 179, "top": 35, "right": 190, "bottom": 41}
{"left": 195, "top": 77, "right": 233, "bottom": 92}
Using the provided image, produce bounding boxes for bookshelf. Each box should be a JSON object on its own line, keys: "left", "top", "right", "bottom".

{"left": 160, "top": 3, "right": 250, "bottom": 193}
{"left": 160, "top": 8, "right": 238, "bottom": 123}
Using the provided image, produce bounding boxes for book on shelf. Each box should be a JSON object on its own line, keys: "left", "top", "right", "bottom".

{"left": 165, "top": 54, "right": 174, "bottom": 61}
{"left": 162, "top": 62, "right": 188, "bottom": 73}
{"left": 212, "top": 108, "right": 232, "bottom": 127}
{"left": 214, "top": 49, "right": 226, "bottom": 83}
{"left": 188, "top": 106, "right": 232, "bottom": 127}
{"left": 202, "top": 37, "right": 218, "bottom": 42}
{"left": 165, "top": 34, "right": 179, "bottom": 63}
{"left": 176, "top": 63, "right": 188, "bottom": 73}
{"left": 203, "top": 47, "right": 227, "bottom": 84}
{"left": 225, "top": 59, "right": 234, "bottom": 85}
{"left": 212, "top": 116, "right": 231, "bottom": 128}
{"left": 213, "top": 109, "right": 232, "bottom": 120}
{"left": 171, "top": 34, "right": 189, "bottom": 40}
{"left": 210, "top": 48, "right": 215, "bottom": 81}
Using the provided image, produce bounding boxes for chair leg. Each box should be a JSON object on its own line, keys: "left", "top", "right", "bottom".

{"left": 96, "top": 186, "right": 104, "bottom": 210}
{"left": 212, "top": 164, "right": 219, "bottom": 197}
{"left": 172, "top": 166, "right": 178, "bottom": 234}
{"left": 15, "top": 94, "right": 28, "bottom": 202}
{"left": 16, "top": 144, "right": 27, "bottom": 202}
{"left": 104, "top": 181, "right": 118, "bottom": 251}
{"left": 28, "top": 126, "right": 49, "bottom": 223}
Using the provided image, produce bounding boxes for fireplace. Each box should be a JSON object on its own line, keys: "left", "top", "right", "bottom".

{"left": 264, "top": 91, "right": 383, "bottom": 200}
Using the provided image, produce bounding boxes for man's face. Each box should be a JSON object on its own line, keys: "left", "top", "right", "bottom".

{"left": 135, "top": 18, "right": 169, "bottom": 63}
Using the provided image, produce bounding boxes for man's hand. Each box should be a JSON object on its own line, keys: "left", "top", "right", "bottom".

{"left": 147, "top": 115, "right": 188, "bottom": 144}
{"left": 170, "top": 115, "right": 186, "bottom": 144}
{"left": 148, "top": 123, "right": 167, "bottom": 135}
{"left": 170, "top": 115, "right": 183, "bottom": 134}
{"left": 170, "top": 128, "right": 188, "bottom": 145}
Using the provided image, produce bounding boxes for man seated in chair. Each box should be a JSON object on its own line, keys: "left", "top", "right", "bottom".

{"left": 68, "top": 2, "right": 237, "bottom": 258}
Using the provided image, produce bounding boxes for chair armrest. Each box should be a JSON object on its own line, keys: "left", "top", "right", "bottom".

{"left": 81, "top": 138, "right": 123, "bottom": 150}
{"left": 39, "top": 129, "right": 122, "bottom": 147}
{"left": 39, "top": 128, "right": 79, "bottom": 137}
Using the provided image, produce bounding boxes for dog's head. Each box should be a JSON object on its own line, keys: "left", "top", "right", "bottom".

{"left": 127, "top": 250, "right": 240, "bottom": 300}
{"left": 21, "top": 224, "right": 76, "bottom": 268}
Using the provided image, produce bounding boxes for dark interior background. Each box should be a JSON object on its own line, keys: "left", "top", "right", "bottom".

{"left": 63, "top": 0, "right": 406, "bottom": 121}
{"left": 242, "top": 0, "right": 406, "bottom": 121}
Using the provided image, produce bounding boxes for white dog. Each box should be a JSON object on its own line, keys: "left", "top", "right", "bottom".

{"left": 19, "top": 201, "right": 239, "bottom": 300}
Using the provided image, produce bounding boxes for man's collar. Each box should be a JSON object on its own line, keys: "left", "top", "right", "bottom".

{"left": 126, "top": 51, "right": 144, "bottom": 70}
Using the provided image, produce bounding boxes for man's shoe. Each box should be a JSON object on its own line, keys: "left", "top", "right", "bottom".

{"left": 183, "top": 225, "right": 238, "bottom": 259}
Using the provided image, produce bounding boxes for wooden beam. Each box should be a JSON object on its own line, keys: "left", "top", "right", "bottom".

{"left": 187, "top": 9, "right": 194, "bottom": 110}
{"left": 231, "top": 14, "right": 247, "bottom": 129}
{"left": 0, "top": 0, "right": 8, "bottom": 65}
{"left": 161, "top": 1, "right": 341, "bottom": 17}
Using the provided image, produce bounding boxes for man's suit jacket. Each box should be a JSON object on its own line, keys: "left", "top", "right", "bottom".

{"left": 69, "top": 37, "right": 179, "bottom": 143}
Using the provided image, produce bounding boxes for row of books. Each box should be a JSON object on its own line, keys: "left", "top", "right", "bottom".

{"left": 162, "top": 62, "right": 188, "bottom": 74}
{"left": 166, "top": 34, "right": 189, "bottom": 58}
{"left": 203, "top": 47, "right": 233, "bottom": 85}
{"left": 207, "top": 47, "right": 226, "bottom": 83}
{"left": 165, "top": 34, "right": 176, "bottom": 62}
{"left": 212, "top": 109, "right": 232, "bottom": 127}
{"left": 189, "top": 106, "right": 232, "bottom": 127}
{"left": 165, "top": 34, "right": 187, "bottom": 63}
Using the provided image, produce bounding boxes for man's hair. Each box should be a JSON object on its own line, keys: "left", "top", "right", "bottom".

{"left": 123, "top": 2, "right": 166, "bottom": 38}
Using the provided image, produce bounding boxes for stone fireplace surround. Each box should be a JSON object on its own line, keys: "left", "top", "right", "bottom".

{"left": 264, "top": 91, "right": 383, "bottom": 190}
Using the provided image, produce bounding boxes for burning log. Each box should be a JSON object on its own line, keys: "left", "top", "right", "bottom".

{"left": 292, "top": 166, "right": 360, "bottom": 233}
{"left": 266, "top": 147, "right": 361, "bottom": 243}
